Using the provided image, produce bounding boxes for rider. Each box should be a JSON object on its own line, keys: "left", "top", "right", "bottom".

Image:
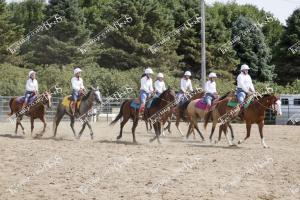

{"left": 23, "top": 70, "right": 38, "bottom": 108}
{"left": 204, "top": 72, "right": 218, "bottom": 111}
{"left": 154, "top": 73, "right": 166, "bottom": 96}
{"left": 177, "top": 71, "right": 193, "bottom": 105}
{"left": 139, "top": 68, "right": 154, "bottom": 114}
{"left": 71, "top": 67, "right": 85, "bottom": 116}
{"left": 236, "top": 64, "right": 255, "bottom": 106}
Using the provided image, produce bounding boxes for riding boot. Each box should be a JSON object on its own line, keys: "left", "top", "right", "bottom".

{"left": 71, "top": 102, "right": 76, "bottom": 117}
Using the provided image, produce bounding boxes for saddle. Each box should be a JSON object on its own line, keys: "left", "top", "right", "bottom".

{"left": 62, "top": 96, "right": 82, "bottom": 109}
{"left": 130, "top": 96, "right": 157, "bottom": 110}
{"left": 195, "top": 98, "right": 218, "bottom": 110}
{"left": 16, "top": 94, "right": 37, "bottom": 104}
{"left": 227, "top": 95, "right": 254, "bottom": 109}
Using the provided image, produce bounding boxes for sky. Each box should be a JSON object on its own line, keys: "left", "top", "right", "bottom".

{"left": 6, "top": 0, "right": 300, "bottom": 25}
{"left": 206, "top": 0, "right": 300, "bottom": 25}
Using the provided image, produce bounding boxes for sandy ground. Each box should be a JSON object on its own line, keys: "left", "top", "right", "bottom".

{"left": 0, "top": 120, "right": 299, "bottom": 200}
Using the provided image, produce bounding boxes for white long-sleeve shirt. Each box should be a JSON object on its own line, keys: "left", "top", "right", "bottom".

{"left": 71, "top": 77, "right": 85, "bottom": 91}
{"left": 180, "top": 78, "right": 193, "bottom": 92}
{"left": 205, "top": 80, "right": 217, "bottom": 94}
{"left": 154, "top": 80, "right": 166, "bottom": 94}
{"left": 140, "top": 76, "right": 153, "bottom": 93}
{"left": 25, "top": 78, "right": 38, "bottom": 92}
{"left": 237, "top": 73, "right": 255, "bottom": 93}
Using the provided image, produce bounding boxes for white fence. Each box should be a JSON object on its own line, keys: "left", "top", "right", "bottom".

{"left": 0, "top": 96, "right": 128, "bottom": 123}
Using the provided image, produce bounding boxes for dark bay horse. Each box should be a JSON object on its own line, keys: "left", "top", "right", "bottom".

{"left": 53, "top": 87, "right": 102, "bottom": 139}
{"left": 8, "top": 92, "right": 52, "bottom": 136}
{"left": 204, "top": 93, "right": 282, "bottom": 148}
{"left": 110, "top": 89, "right": 176, "bottom": 144}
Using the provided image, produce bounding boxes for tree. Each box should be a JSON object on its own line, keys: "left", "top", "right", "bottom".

{"left": 232, "top": 16, "right": 275, "bottom": 81}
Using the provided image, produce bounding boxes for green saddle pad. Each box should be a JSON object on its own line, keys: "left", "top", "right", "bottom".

{"left": 227, "top": 97, "right": 254, "bottom": 109}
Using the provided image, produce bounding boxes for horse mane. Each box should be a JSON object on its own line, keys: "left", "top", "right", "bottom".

{"left": 82, "top": 90, "right": 92, "bottom": 101}
{"left": 219, "top": 91, "right": 231, "bottom": 101}
{"left": 159, "top": 88, "right": 170, "bottom": 97}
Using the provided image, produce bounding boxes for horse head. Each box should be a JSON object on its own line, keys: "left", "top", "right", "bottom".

{"left": 89, "top": 86, "right": 103, "bottom": 104}
{"left": 261, "top": 94, "right": 282, "bottom": 116}
{"left": 42, "top": 91, "right": 52, "bottom": 108}
{"left": 161, "top": 88, "right": 176, "bottom": 103}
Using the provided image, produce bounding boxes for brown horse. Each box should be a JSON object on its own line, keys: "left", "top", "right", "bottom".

{"left": 204, "top": 93, "right": 282, "bottom": 148}
{"left": 185, "top": 92, "right": 234, "bottom": 141}
{"left": 8, "top": 92, "right": 52, "bottom": 136}
{"left": 110, "top": 89, "right": 176, "bottom": 144}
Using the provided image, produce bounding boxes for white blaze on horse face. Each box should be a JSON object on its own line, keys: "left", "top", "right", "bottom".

{"left": 95, "top": 90, "right": 102, "bottom": 103}
{"left": 275, "top": 100, "right": 282, "bottom": 116}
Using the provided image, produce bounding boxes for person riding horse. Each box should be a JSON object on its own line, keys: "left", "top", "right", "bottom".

{"left": 236, "top": 64, "right": 255, "bottom": 108}
{"left": 71, "top": 67, "right": 86, "bottom": 116}
{"left": 154, "top": 73, "right": 166, "bottom": 96}
{"left": 177, "top": 71, "right": 193, "bottom": 105}
{"left": 22, "top": 70, "right": 38, "bottom": 109}
{"left": 139, "top": 68, "right": 154, "bottom": 115}
{"left": 204, "top": 72, "right": 218, "bottom": 112}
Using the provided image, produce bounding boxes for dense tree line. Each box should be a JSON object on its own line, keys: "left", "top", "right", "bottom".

{"left": 0, "top": 0, "right": 299, "bottom": 96}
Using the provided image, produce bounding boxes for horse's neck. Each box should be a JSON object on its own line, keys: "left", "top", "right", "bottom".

{"left": 79, "top": 92, "right": 94, "bottom": 113}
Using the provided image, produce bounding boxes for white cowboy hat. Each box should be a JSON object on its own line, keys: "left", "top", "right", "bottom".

{"left": 74, "top": 68, "right": 82, "bottom": 75}
{"left": 184, "top": 71, "right": 192, "bottom": 76}
{"left": 240, "top": 64, "right": 250, "bottom": 71}
{"left": 208, "top": 72, "right": 217, "bottom": 78}
{"left": 145, "top": 68, "right": 154, "bottom": 74}
{"left": 157, "top": 73, "right": 164, "bottom": 78}
{"left": 28, "top": 70, "right": 36, "bottom": 77}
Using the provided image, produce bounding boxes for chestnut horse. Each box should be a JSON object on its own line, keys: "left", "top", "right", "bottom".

{"left": 8, "top": 91, "right": 52, "bottom": 136}
{"left": 204, "top": 93, "right": 282, "bottom": 148}
{"left": 110, "top": 89, "right": 176, "bottom": 144}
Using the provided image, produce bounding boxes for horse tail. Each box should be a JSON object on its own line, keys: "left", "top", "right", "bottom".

{"left": 7, "top": 98, "right": 15, "bottom": 116}
{"left": 110, "top": 100, "right": 126, "bottom": 126}
{"left": 204, "top": 110, "right": 212, "bottom": 130}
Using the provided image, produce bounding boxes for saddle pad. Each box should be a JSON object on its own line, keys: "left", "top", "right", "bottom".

{"left": 16, "top": 95, "right": 36, "bottom": 104}
{"left": 62, "top": 96, "right": 81, "bottom": 108}
{"left": 130, "top": 100, "right": 140, "bottom": 109}
{"left": 195, "top": 98, "right": 207, "bottom": 110}
{"left": 227, "top": 97, "right": 253, "bottom": 108}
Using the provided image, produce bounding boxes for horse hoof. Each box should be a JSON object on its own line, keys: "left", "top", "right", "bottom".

{"left": 238, "top": 140, "right": 242, "bottom": 144}
{"left": 116, "top": 136, "right": 122, "bottom": 140}
{"left": 133, "top": 141, "right": 138, "bottom": 144}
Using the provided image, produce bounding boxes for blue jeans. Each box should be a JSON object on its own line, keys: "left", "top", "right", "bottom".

{"left": 72, "top": 89, "right": 80, "bottom": 101}
{"left": 140, "top": 90, "right": 150, "bottom": 104}
{"left": 236, "top": 88, "right": 246, "bottom": 104}
{"left": 204, "top": 93, "right": 215, "bottom": 106}
{"left": 176, "top": 92, "right": 187, "bottom": 106}
{"left": 24, "top": 91, "right": 35, "bottom": 104}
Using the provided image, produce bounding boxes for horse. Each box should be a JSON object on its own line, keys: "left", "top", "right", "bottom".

{"left": 204, "top": 93, "right": 282, "bottom": 148}
{"left": 110, "top": 88, "right": 176, "bottom": 144}
{"left": 186, "top": 92, "right": 234, "bottom": 141}
{"left": 8, "top": 91, "right": 52, "bottom": 136}
{"left": 53, "top": 87, "right": 102, "bottom": 139}
{"left": 145, "top": 89, "right": 205, "bottom": 136}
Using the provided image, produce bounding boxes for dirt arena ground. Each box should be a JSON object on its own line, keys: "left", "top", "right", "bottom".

{"left": 0, "top": 120, "right": 299, "bottom": 200}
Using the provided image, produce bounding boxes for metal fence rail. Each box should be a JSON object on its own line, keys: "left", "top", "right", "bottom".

{"left": 0, "top": 96, "right": 299, "bottom": 125}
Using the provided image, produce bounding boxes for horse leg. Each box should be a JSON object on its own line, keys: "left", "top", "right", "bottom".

{"left": 53, "top": 112, "right": 64, "bottom": 137}
{"left": 70, "top": 117, "right": 76, "bottom": 137}
{"left": 223, "top": 124, "right": 234, "bottom": 146}
{"left": 164, "top": 118, "right": 171, "bottom": 133}
{"left": 175, "top": 112, "right": 184, "bottom": 136}
{"left": 258, "top": 121, "right": 268, "bottom": 148}
{"left": 117, "top": 116, "right": 130, "bottom": 140}
{"left": 15, "top": 119, "right": 19, "bottom": 134}
{"left": 77, "top": 123, "right": 87, "bottom": 139}
{"left": 30, "top": 117, "right": 34, "bottom": 136}
{"left": 157, "top": 122, "right": 161, "bottom": 144}
{"left": 18, "top": 117, "right": 26, "bottom": 135}
{"left": 131, "top": 118, "right": 138, "bottom": 144}
{"left": 35, "top": 116, "right": 47, "bottom": 137}
{"left": 238, "top": 123, "right": 251, "bottom": 144}
{"left": 194, "top": 123, "right": 205, "bottom": 141}
{"left": 209, "top": 122, "right": 217, "bottom": 143}
{"left": 228, "top": 123, "right": 234, "bottom": 141}
{"left": 85, "top": 121, "right": 94, "bottom": 140}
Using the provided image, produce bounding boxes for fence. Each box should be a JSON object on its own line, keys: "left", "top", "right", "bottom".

{"left": 0, "top": 95, "right": 299, "bottom": 125}
{"left": 0, "top": 96, "right": 128, "bottom": 123}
